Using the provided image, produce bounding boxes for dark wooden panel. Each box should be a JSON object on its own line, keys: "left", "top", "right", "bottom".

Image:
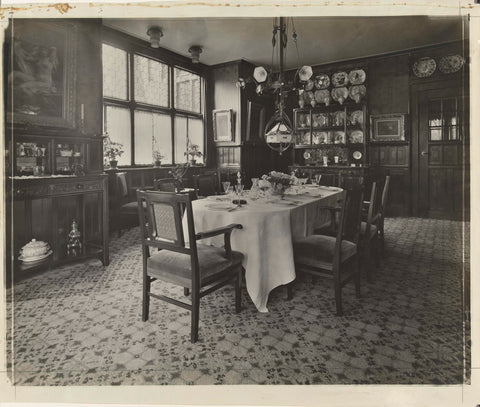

{"left": 429, "top": 145, "right": 443, "bottom": 165}
{"left": 443, "top": 145, "right": 458, "bottom": 166}
{"left": 388, "top": 147, "right": 397, "bottom": 165}
{"left": 379, "top": 148, "right": 387, "bottom": 165}
{"left": 428, "top": 168, "right": 451, "bottom": 213}
{"left": 396, "top": 145, "right": 409, "bottom": 165}
{"left": 368, "top": 146, "right": 379, "bottom": 165}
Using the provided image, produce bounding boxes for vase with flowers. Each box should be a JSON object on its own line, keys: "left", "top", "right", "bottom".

{"left": 259, "top": 171, "right": 296, "bottom": 198}
{"left": 153, "top": 150, "right": 164, "bottom": 167}
{"left": 103, "top": 134, "right": 124, "bottom": 169}
{"left": 185, "top": 143, "right": 203, "bottom": 165}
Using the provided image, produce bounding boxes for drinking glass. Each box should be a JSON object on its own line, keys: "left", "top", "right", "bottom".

{"left": 222, "top": 181, "right": 231, "bottom": 194}
{"left": 314, "top": 174, "right": 322, "bottom": 185}
{"left": 235, "top": 184, "right": 244, "bottom": 197}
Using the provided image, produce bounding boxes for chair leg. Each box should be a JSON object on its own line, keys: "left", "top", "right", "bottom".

{"left": 142, "top": 276, "right": 151, "bottom": 322}
{"left": 334, "top": 278, "right": 343, "bottom": 316}
{"left": 235, "top": 268, "right": 242, "bottom": 313}
{"left": 184, "top": 287, "right": 190, "bottom": 296}
{"left": 354, "top": 257, "right": 361, "bottom": 298}
{"left": 365, "top": 240, "right": 374, "bottom": 283}
{"left": 286, "top": 282, "right": 293, "bottom": 300}
{"left": 379, "top": 222, "right": 385, "bottom": 257}
{"left": 191, "top": 290, "right": 200, "bottom": 343}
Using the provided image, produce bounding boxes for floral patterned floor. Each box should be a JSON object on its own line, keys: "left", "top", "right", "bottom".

{"left": 5, "top": 218, "right": 469, "bottom": 385}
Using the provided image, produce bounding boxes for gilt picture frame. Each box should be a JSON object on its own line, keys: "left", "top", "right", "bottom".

{"left": 213, "top": 109, "right": 234, "bottom": 143}
{"left": 370, "top": 113, "right": 407, "bottom": 142}
{"left": 6, "top": 20, "right": 77, "bottom": 129}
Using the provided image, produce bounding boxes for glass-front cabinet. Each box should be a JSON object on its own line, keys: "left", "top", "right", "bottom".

{"left": 293, "top": 101, "right": 368, "bottom": 167}
{"left": 10, "top": 135, "right": 90, "bottom": 177}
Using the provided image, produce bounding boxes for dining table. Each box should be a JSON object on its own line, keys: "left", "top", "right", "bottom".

{"left": 186, "top": 185, "right": 343, "bottom": 312}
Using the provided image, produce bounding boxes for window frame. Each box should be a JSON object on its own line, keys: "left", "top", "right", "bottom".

{"left": 102, "top": 32, "right": 207, "bottom": 167}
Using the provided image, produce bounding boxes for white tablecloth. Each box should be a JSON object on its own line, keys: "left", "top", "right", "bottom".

{"left": 187, "top": 187, "right": 342, "bottom": 312}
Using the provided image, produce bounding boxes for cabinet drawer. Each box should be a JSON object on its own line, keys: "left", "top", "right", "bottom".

{"left": 48, "top": 180, "right": 104, "bottom": 195}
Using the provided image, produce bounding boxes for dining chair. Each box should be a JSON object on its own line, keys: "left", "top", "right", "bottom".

{"left": 377, "top": 176, "right": 390, "bottom": 257}
{"left": 292, "top": 188, "right": 363, "bottom": 316}
{"left": 153, "top": 178, "right": 176, "bottom": 192}
{"left": 193, "top": 172, "right": 219, "bottom": 199}
{"left": 136, "top": 189, "right": 244, "bottom": 343}
{"left": 316, "top": 173, "right": 337, "bottom": 187}
{"left": 359, "top": 182, "right": 379, "bottom": 282}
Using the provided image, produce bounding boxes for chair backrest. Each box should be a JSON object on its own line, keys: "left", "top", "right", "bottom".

{"left": 116, "top": 172, "right": 129, "bottom": 197}
{"left": 317, "top": 173, "right": 337, "bottom": 187}
{"left": 339, "top": 175, "right": 364, "bottom": 190}
{"left": 154, "top": 178, "right": 176, "bottom": 192}
{"left": 339, "top": 187, "right": 364, "bottom": 245}
{"left": 193, "top": 173, "right": 219, "bottom": 198}
{"left": 136, "top": 190, "right": 197, "bottom": 255}
{"left": 381, "top": 175, "right": 391, "bottom": 216}
{"left": 364, "top": 182, "right": 377, "bottom": 234}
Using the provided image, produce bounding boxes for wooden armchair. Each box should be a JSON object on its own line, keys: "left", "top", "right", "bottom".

{"left": 110, "top": 172, "right": 139, "bottom": 236}
{"left": 292, "top": 188, "right": 363, "bottom": 316}
{"left": 193, "top": 172, "right": 220, "bottom": 199}
{"left": 136, "top": 189, "right": 244, "bottom": 343}
{"left": 359, "top": 182, "right": 379, "bottom": 282}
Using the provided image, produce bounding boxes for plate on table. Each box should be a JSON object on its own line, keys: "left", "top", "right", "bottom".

{"left": 206, "top": 203, "right": 236, "bottom": 211}
{"left": 349, "top": 69, "right": 366, "bottom": 85}
{"left": 321, "top": 186, "right": 342, "bottom": 192}
{"left": 19, "top": 250, "right": 53, "bottom": 263}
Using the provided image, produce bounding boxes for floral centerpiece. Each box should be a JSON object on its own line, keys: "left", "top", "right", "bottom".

{"left": 184, "top": 143, "right": 203, "bottom": 164}
{"left": 103, "top": 134, "right": 124, "bottom": 168}
{"left": 259, "top": 171, "right": 297, "bottom": 196}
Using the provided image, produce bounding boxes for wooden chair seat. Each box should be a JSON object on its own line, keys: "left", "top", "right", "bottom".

{"left": 293, "top": 235, "right": 357, "bottom": 271}
{"left": 147, "top": 244, "right": 243, "bottom": 288}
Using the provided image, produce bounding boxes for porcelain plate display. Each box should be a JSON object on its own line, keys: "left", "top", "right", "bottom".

{"left": 348, "top": 69, "right": 366, "bottom": 85}
{"left": 413, "top": 57, "right": 436, "bottom": 78}
{"left": 332, "top": 71, "right": 349, "bottom": 87}
{"left": 439, "top": 55, "right": 465, "bottom": 74}
{"left": 353, "top": 150, "right": 363, "bottom": 160}
{"left": 314, "top": 74, "right": 330, "bottom": 89}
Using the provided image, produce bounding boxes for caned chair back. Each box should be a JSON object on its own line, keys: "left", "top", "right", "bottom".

{"left": 153, "top": 178, "right": 176, "bottom": 192}
{"left": 193, "top": 172, "right": 219, "bottom": 198}
{"left": 137, "top": 190, "right": 197, "bottom": 255}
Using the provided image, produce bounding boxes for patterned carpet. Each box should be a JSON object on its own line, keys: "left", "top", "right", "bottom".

{"left": 5, "top": 218, "right": 469, "bottom": 385}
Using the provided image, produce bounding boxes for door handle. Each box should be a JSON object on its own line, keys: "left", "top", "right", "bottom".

{"left": 421, "top": 151, "right": 429, "bottom": 156}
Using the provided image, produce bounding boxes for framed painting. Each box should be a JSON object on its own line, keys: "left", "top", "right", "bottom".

{"left": 213, "top": 109, "right": 234, "bottom": 143}
{"left": 7, "top": 20, "right": 77, "bottom": 129}
{"left": 246, "top": 101, "right": 266, "bottom": 142}
{"left": 370, "top": 113, "right": 407, "bottom": 142}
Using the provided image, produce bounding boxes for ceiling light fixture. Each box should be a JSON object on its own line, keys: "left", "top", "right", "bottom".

{"left": 147, "top": 26, "right": 163, "bottom": 48}
{"left": 188, "top": 45, "right": 203, "bottom": 64}
{"left": 236, "top": 17, "right": 313, "bottom": 155}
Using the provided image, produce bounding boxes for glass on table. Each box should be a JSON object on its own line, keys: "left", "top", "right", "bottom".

{"left": 314, "top": 174, "right": 322, "bottom": 185}
{"left": 235, "top": 184, "right": 244, "bottom": 196}
{"left": 222, "top": 181, "right": 231, "bottom": 194}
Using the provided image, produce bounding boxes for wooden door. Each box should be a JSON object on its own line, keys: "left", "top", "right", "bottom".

{"left": 412, "top": 81, "right": 469, "bottom": 220}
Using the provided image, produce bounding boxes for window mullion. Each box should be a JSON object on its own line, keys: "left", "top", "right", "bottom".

{"left": 129, "top": 50, "right": 136, "bottom": 166}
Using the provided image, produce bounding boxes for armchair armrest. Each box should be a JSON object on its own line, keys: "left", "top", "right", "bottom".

{"left": 196, "top": 223, "right": 243, "bottom": 258}
{"left": 195, "top": 223, "right": 243, "bottom": 240}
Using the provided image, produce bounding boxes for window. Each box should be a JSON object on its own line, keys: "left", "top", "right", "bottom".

{"left": 102, "top": 42, "right": 205, "bottom": 166}
{"left": 428, "top": 97, "right": 461, "bottom": 142}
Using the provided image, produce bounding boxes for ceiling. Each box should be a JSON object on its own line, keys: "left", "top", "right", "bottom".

{"left": 103, "top": 16, "right": 463, "bottom": 69}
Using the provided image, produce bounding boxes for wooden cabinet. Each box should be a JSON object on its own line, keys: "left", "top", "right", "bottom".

{"left": 6, "top": 174, "right": 109, "bottom": 282}
{"left": 293, "top": 101, "right": 368, "bottom": 167}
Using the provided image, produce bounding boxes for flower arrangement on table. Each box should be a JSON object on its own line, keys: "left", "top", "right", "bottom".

{"left": 259, "top": 171, "right": 297, "bottom": 196}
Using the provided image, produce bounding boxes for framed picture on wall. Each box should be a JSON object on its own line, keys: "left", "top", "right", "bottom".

{"left": 6, "top": 20, "right": 77, "bottom": 129}
{"left": 370, "top": 114, "right": 407, "bottom": 142}
{"left": 213, "top": 109, "right": 234, "bottom": 143}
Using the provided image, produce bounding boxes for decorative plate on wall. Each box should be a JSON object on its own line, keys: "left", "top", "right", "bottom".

{"left": 349, "top": 130, "right": 364, "bottom": 144}
{"left": 349, "top": 69, "right": 366, "bottom": 85}
{"left": 413, "top": 57, "right": 437, "bottom": 78}
{"left": 352, "top": 151, "right": 362, "bottom": 160}
{"left": 314, "top": 89, "right": 331, "bottom": 105}
{"left": 314, "top": 74, "right": 330, "bottom": 89}
{"left": 332, "top": 71, "right": 349, "bottom": 87}
{"left": 304, "top": 79, "right": 315, "bottom": 91}
{"left": 331, "top": 87, "right": 349, "bottom": 104}
{"left": 349, "top": 85, "right": 366, "bottom": 103}
{"left": 350, "top": 110, "right": 364, "bottom": 125}
{"left": 439, "top": 55, "right": 465, "bottom": 74}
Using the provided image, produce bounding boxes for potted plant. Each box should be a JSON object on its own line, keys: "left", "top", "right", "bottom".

{"left": 103, "top": 135, "right": 124, "bottom": 169}
{"left": 153, "top": 150, "right": 164, "bottom": 167}
{"left": 184, "top": 143, "right": 203, "bottom": 165}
